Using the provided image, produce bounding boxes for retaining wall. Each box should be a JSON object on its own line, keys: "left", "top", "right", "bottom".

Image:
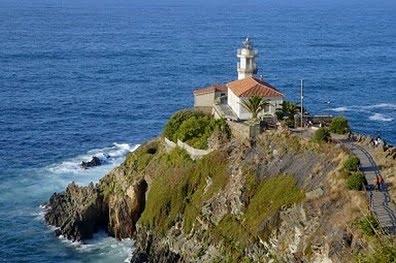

{"left": 164, "top": 137, "right": 212, "bottom": 160}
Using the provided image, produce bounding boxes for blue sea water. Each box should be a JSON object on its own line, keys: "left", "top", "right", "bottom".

{"left": 0, "top": 0, "right": 395, "bottom": 262}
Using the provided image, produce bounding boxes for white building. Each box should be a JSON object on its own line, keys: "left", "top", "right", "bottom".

{"left": 194, "top": 38, "right": 284, "bottom": 121}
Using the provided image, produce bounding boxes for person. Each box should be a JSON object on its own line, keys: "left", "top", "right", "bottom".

{"left": 378, "top": 176, "right": 384, "bottom": 191}
{"left": 376, "top": 175, "right": 380, "bottom": 191}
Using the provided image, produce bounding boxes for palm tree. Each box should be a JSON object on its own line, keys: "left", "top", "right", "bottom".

{"left": 283, "top": 101, "right": 300, "bottom": 118}
{"left": 276, "top": 101, "right": 300, "bottom": 121}
{"left": 240, "top": 96, "right": 271, "bottom": 120}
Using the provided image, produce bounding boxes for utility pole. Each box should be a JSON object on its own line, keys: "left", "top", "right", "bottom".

{"left": 300, "top": 79, "right": 304, "bottom": 128}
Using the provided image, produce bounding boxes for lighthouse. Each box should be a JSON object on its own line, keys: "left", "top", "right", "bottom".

{"left": 237, "top": 38, "right": 258, "bottom": 80}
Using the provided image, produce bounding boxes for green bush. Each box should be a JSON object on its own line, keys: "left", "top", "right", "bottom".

{"left": 347, "top": 172, "right": 365, "bottom": 190}
{"left": 163, "top": 109, "right": 229, "bottom": 149}
{"left": 163, "top": 110, "right": 199, "bottom": 142}
{"left": 312, "top": 128, "right": 330, "bottom": 143}
{"left": 329, "top": 116, "right": 350, "bottom": 134}
{"left": 343, "top": 155, "right": 360, "bottom": 172}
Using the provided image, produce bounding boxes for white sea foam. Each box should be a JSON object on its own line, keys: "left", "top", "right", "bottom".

{"left": 47, "top": 143, "right": 140, "bottom": 174}
{"left": 55, "top": 230, "right": 134, "bottom": 262}
{"left": 331, "top": 106, "right": 350, "bottom": 112}
{"left": 369, "top": 113, "right": 394, "bottom": 122}
{"left": 363, "top": 103, "right": 396, "bottom": 110}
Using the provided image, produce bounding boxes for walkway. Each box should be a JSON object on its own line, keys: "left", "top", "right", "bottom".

{"left": 213, "top": 103, "right": 238, "bottom": 121}
{"left": 345, "top": 142, "right": 396, "bottom": 234}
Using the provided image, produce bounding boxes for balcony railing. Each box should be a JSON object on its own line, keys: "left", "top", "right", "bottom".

{"left": 237, "top": 62, "right": 257, "bottom": 71}
{"left": 237, "top": 48, "right": 258, "bottom": 57}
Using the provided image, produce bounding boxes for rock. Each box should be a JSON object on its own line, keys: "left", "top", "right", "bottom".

{"left": 81, "top": 156, "right": 102, "bottom": 169}
{"left": 130, "top": 228, "right": 182, "bottom": 263}
{"left": 305, "top": 187, "right": 324, "bottom": 200}
{"left": 44, "top": 175, "right": 148, "bottom": 242}
{"left": 44, "top": 182, "right": 106, "bottom": 241}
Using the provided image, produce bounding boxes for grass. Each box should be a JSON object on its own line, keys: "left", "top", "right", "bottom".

{"left": 138, "top": 149, "right": 229, "bottom": 235}
{"left": 244, "top": 175, "right": 304, "bottom": 239}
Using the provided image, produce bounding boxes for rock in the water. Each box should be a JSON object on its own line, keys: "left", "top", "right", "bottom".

{"left": 81, "top": 156, "right": 102, "bottom": 169}
{"left": 44, "top": 182, "right": 107, "bottom": 241}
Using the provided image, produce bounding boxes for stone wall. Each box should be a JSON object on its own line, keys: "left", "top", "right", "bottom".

{"left": 226, "top": 121, "right": 261, "bottom": 141}
{"left": 164, "top": 137, "right": 212, "bottom": 160}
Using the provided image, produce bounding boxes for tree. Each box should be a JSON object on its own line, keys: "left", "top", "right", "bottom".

{"left": 276, "top": 101, "right": 300, "bottom": 121}
{"left": 240, "top": 96, "right": 271, "bottom": 120}
{"left": 329, "top": 116, "right": 350, "bottom": 134}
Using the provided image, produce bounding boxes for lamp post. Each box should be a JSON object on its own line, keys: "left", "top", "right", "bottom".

{"left": 327, "top": 100, "right": 331, "bottom": 117}
{"left": 300, "top": 79, "right": 304, "bottom": 128}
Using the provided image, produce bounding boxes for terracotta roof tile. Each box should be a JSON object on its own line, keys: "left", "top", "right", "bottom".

{"left": 193, "top": 84, "right": 227, "bottom": 95}
{"left": 227, "top": 77, "right": 283, "bottom": 97}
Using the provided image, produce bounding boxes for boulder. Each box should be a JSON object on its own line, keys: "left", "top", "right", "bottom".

{"left": 81, "top": 156, "right": 102, "bottom": 169}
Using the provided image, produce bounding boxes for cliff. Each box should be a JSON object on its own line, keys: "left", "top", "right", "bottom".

{"left": 44, "top": 115, "right": 394, "bottom": 262}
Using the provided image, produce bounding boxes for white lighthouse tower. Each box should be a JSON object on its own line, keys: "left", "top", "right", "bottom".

{"left": 237, "top": 38, "right": 258, "bottom": 80}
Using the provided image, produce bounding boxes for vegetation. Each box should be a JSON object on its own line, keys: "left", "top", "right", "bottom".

{"left": 343, "top": 155, "right": 360, "bottom": 172}
{"left": 275, "top": 101, "right": 300, "bottom": 121}
{"left": 329, "top": 116, "right": 350, "bottom": 134}
{"left": 347, "top": 171, "right": 365, "bottom": 190}
{"left": 312, "top": 128, "right": 330, "bottom": 143}
{"left": 243, "top": 175, "right": 304, "bottom": 238}
{"left": 240, "top": 95, "right": 271, "bottom": 120}
{"left": 163, "top": 109, "right": 229, "bottom": 149}
{"left": 354, "top": 215, "right": 379, "bottom": 236}
{"left": 204, "top": 174, "right": 304, "bottom": 263}
{"left": 139, "top": 150, "right": 229, "bottom": 235}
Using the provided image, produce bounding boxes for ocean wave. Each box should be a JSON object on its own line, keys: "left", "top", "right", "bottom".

{"left": 331, "top": 103, "right": 396, "bottom": 113}
{"left": 369, "top": 113, "right": 394, "bottom": 122}
{"left": 57, "top": 230, "right": 134, "bottom": 262}
{"left": 47, "top": 143, "right": 140, "bottom": 174}
{"left": 331, "top": 106, "right": 350, "bottom": 112}
{"left": 363, "top": 103, "right": 396, "bottom": 110}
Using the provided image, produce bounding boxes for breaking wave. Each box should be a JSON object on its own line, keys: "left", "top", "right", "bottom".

{"left": 47, "top": 143, "right": 140, "bottom": 174}
{"left": 331, "top": 103, "right": 396, "bottom": 115}
{"left": 368, "top": 113, "right": 394, "bottom": 122}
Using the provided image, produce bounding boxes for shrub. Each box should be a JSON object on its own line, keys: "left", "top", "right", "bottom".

{"left": 329, "top": 116, "right": 350, "bottom": 134}
{"left": 343, "top": 155, "right": 360, "bottom": 172}
{"left": 312, "top": 128, "right": 330, "bottom": 143}
{"left": 163, "top": 109, "right": 229, "bottom": 149}
{"left": 347, "top": 171, "right": 365, "bottom": 190}
{"left": 163, "top": 110, "right": 199, "bottom": 142}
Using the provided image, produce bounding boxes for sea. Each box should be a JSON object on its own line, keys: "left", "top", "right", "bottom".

{"left": 0, "top": 0, "right": 395, "bottom": 262}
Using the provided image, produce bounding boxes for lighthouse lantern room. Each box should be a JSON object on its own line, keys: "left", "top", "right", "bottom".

{"left": 237, "top": 38, "right": 258, "bottom": 80}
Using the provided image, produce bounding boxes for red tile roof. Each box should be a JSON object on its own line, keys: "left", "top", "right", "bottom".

{"left": 193, "top": 84, "right": 227, "bottom": 95}
{"left": 227, "top": 77, "right": 283, "bottom": 97}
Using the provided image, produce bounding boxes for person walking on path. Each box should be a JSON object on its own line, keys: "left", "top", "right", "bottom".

{"left": 379, "top": 176, "right": 384, "bottom": 191}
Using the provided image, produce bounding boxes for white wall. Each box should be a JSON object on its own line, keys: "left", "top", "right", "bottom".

{"left": 228, "top": 94, "right": 283, "bottom": 120}
{"left": 228, "top": 89, "right": 241, "bottom": 118}
{"left": 239, "top": 97, "right": 252, "bottom": 120}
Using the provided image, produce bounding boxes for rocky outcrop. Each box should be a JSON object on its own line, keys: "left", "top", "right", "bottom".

{"left": 350, "top": 133, "right": 396, "bottom": 159}
{"left": 44, "top": 182, "right": 106, "bottom": 241}
{"left": 130, "top": 227, "right": 182, "bottom": 263}
{"left": 44, "top": 132, "right": 378, "bottom": 261}
{"left": 81, "top": 156, "right": 102, "bottom": 169}
{"left": 44, "top": 176, "right": 148, "bottom": 241}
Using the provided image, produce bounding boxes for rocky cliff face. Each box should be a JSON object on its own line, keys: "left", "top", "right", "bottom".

{"left": 44, "top": 140, "right": 155, "bottom": 241}
{"left": 45, "top": 133, "right": 374, "bottom": 262}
